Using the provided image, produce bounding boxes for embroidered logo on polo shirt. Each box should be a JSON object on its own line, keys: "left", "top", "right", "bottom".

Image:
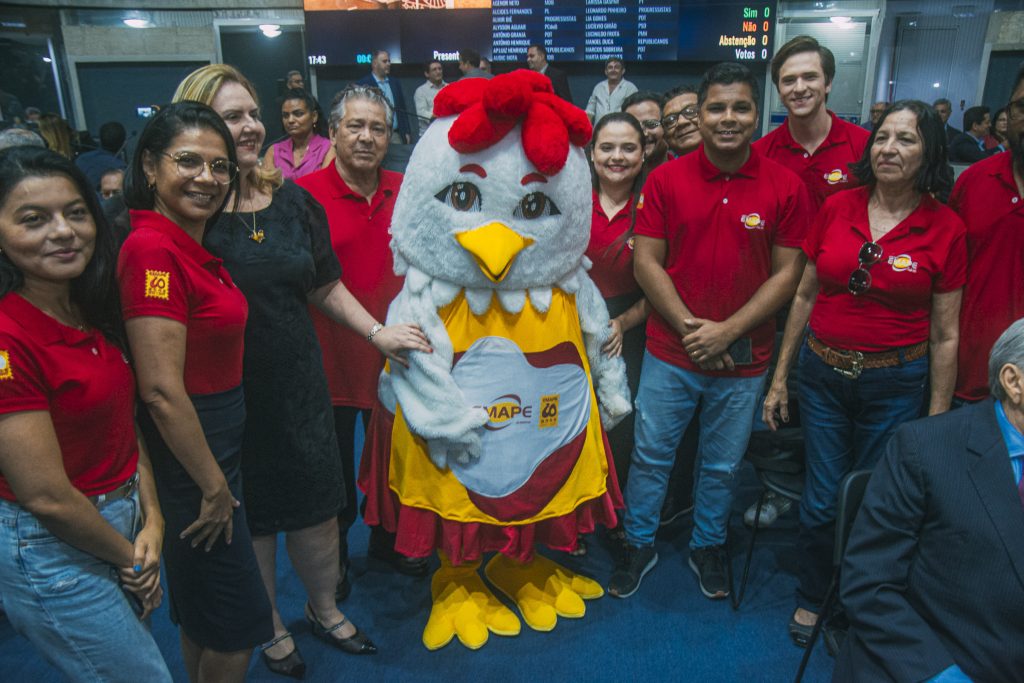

{"left": 627, "top": 236, "right": 635, "bottom": 251}
{"left": 0, "top": 350, "right": 11, "bottom": 381}
{"left": 824, "top": 169, "right": 848, "bottom": 185}
{"left": 636, "top": 193, "right": 644, "bottom": 210}
{"left": 145, "top": 270, "right": 170, "bottom": 300}
{"left": 741, "top": 213, "right": 765, "bottom": 230}
{"left": 888, "top": 254, "right": 918, "bottom": 273}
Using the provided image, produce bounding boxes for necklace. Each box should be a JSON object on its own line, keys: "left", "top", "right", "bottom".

{"left": 240, "top": 209, "right": 265, "bottom": 243}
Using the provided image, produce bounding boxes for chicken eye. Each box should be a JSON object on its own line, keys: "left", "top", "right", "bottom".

{"left": 514, "top": 192, "right": 560, "bottom": 219}
{"left": 435, "top": 182, "right": 481, "bottom": 212}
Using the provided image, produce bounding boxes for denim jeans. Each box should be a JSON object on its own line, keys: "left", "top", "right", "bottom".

{"left": 623, "top": 351, "right": 765, "bottom": 549}
{"left": 0, "top": 490, "right": 172, "bottom": 682}
{"left": 795, "top": 340, "right": 927, "bottom": 609}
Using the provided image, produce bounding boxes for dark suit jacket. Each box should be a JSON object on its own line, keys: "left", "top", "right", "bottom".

{"left": 949, "top": 132, "right": 997, "bottom": 164}
{"left": 542, "top": 65, "right": 573, "bottom": 104}
{"left": 834, "top": 400, "right": 1024, "bottom": 683}
{"left": 355, "top": 73, "right": 411, "bottom": 140}
{"left": 945, "top": 123, "right": 962, "bottom": 145}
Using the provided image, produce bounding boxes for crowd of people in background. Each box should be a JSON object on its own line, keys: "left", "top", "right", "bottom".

{"left": 0, "top": 34, "right": 1023, "bottom": 683}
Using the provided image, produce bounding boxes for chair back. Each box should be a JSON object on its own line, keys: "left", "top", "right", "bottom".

{"left": 832, "top": 469, "right": 872, "bottom": 567}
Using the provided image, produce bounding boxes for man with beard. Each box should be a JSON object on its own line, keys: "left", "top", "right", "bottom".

{"left": 950, "top": 64, "right": 1024, "bottom": 405}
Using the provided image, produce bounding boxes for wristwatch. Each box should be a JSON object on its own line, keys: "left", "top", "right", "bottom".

{"left": 367, "top": 322, "right": 384, "bottom": 342}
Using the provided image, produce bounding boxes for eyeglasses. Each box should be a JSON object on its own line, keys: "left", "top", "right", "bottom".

{"left": 161, "top": 152, "right": 238, "bottom": 184}
{"left": 1008, "top": 98, "right": 1024, "bottom": 120}
{"left": 662, "top": 106, "right": 699, "bottom": 127}
{"left": 848, "top": 241, "right": 883, "bottom": 295}
{"left": 639, "top": 119, "right": 662, "bottom": 130}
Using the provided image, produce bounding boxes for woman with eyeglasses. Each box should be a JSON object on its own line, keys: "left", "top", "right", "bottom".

{"left": 262, "top": 88, "right": 335, "bottom": 180}
{"left": 761, "top": 100, "right": 966, "bottom": 646}
{"left": 584, "top": 113, "right": 650, "bottom": 551}
{"left": 986, "top": 106, "right": 1009, "bottom": 152}
{"left": 0, "top": 146, "right": 172, "bottom": 682}
{"left": 118, "top": 101, "right": 273, "bottom": 683}
{"left": 173, "top": 66, "right": 430, "bottom": 678}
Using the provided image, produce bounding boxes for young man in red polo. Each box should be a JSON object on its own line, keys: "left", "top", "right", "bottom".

{"left": 951, "top": 64, "right": 1024, "bottom": 404}
{"left": 608, "top": 62, "right": 812, "bottom": 600}
{"left": 755, "top": 35, "right": 870, "bottom": 212}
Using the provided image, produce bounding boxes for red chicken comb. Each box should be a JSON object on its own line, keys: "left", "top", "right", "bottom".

{"left": 433, "top": 69, "right": 592, "bottom": 176}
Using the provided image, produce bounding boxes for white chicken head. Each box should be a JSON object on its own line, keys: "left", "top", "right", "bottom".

{"left": 390, "top": 70, "right": 593, "bottom": 292}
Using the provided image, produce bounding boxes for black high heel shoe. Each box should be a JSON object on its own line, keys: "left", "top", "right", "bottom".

{"left": 261, "top": 632, "right": 306, "bottom": 679}
{"left": 304, "top": 602, "right": 377, "bottom": 655}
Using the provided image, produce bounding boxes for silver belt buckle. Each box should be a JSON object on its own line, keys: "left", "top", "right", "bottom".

{"left": 832, "top": 350, "right": 864, "bottom": 379}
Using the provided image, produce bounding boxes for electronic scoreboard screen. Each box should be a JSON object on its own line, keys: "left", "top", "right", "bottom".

{"left": 304, "top": 1, "right": 777, "bottom": 67}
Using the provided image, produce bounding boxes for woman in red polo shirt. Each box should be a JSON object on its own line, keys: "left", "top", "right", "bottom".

{"left": 586, "top": 113, "right": 649, "bottom": 509}
{"left": 762, "top": 100, "right": 966, "bottom": 646}
{"left": 117, "top": 102, "right": 274, "bottom": 682}
{"left": 0, "top": 147, "right": 171, "bottom": 681}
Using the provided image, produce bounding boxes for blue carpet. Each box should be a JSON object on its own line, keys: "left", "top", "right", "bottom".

{"left": 0, "top": 458, "right": 835, "bottom": 682}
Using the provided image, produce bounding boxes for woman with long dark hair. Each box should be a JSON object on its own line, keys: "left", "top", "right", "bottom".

{"left": 0, "top": 146, "right": 171, "bottom": 681}
{"left": 762, "top": 100, "right": 966, "bottom": 645}
{"left": 585, "top": 112, "right": 650, "bottom": 550}
{"left": 262, "top": 88, "right": 335, "bottom": 179}
{"left": 118, "top": 101, "right": 274, "bottom": 682}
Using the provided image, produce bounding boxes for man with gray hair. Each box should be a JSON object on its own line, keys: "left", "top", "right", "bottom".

{"left": 0, "top": 126, "right": 45, "bottom": 151}
{"left": 296, "top": 85, "right": 426, "bottom": 596}
{"left": 835, "top": 317, "right": 1024, "bottom": 682}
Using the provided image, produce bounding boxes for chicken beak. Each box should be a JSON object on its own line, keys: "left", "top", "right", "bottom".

{"left": 454, "top": 222, "right": 534, "bottom": 283}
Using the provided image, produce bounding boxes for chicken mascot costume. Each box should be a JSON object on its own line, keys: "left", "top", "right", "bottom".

{"left": 360, "top": 69, "right": 632, "bottom": 650}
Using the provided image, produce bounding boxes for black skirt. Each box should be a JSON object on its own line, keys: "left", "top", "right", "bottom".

{"left": 140, "top": 385, "right": 273, "bottom": 652}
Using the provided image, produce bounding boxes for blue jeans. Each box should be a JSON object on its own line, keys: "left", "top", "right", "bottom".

{"left": 795, "top": 340, "right": 927, "bottom": 609}
{"left": 623, "top": 351, "right": 765, "bottom": 549}
{"left": 0, "top": 490, "right": 172, "bottom": 682}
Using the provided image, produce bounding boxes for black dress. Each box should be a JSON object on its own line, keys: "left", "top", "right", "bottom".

{"left": 205, "top": 181, "right": 345, "bottom": 535}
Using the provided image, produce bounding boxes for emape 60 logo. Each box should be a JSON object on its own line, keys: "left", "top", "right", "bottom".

{"left": 482, "top": 394, "right": 532, "bottom": 431}
{"left": 539, "top": 394, "right": 559, "bottom": 429}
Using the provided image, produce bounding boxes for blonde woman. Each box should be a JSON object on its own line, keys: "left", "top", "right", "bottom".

{"left": 173, "top": 65, "right": 430, "bottom": 678}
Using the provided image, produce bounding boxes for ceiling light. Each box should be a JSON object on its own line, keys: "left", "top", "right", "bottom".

{"left": 259, "top": 24, "right": 281, "bottom": 37}
{"left": 830, "top": 16, "right": 852, "bottom": 24}
{"left": 933, "top": 82, "right": 941, "bottom": 88}
{"left": 42, "top": 56, "right": 51, "bottom": 63}
{"left": 123, "top": 18, "right": 152, "bottom": 29}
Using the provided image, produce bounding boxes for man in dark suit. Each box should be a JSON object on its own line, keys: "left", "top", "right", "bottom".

{"left": 933, "top": 98, "right": 962, "bottom": 145}
{"left": 835, "top": 318, "right": 1024, "bottom": 683}
{"left": 356, "top": 49, "right": 411, "bottom": 144}
{"left": 949, "top": 105, "right": 998, "bottom": 164}
{"left": 526, "top": 44, "right": 572, "bottom": 104}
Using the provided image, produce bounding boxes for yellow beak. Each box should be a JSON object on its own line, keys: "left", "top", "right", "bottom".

{"left": 454, "top": 222, "right": 534, "bottom": 283}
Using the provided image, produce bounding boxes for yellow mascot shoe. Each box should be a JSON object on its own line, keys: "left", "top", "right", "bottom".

{"left": 485, "top": 553, "right": 602, "bottom": 631}
{"left": 423, "top": 554, "right": 521, "bottom": 650}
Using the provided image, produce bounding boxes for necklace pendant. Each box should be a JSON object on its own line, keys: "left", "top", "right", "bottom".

{"left": 249, "top": 228, "right": 266, "bottom": 243}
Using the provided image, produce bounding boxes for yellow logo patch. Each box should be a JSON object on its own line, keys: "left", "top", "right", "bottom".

{"left": 538, "top": 394, "right": 559, "bottom": 429}
{"left": 741, "top": 213, "right": 765, "bottom": 230}
{"left": 824, "top": 169, "right": 847, "bottom": 185}
{"left": 0, "top": 350, "right": 11, "bottom": 381}
{"left": 888, "top": 254, "right": 918, "bottom": 273}
{"left": 145, "top": 270, "right": 170, "bottom": 300}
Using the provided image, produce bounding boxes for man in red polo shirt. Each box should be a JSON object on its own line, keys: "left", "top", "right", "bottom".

{"left": 297, "top": 84, "right": 426, "bottom": 591}
{"left": 755, "top": 35, "right": 870, "bottom": 211}
{"left": 608, "top": 62, "right": 812, "bottom": 600}
{"left": 951, "top": 64, "right": 1024, "bottom": 403}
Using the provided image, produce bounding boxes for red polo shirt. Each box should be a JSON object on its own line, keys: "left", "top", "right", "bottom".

{"left": 950, "top": 151, "right": 1024, "bottom": 401}
{"left": 753, "top": 111, "right": 869, "bottom": 210}
{"left": 635, "top": 146, "right": 812, "bottom": 376}
{"left": 118, "top": 210, "right": 248, "bottom": 395}
{"left": 805, "top": 186, "right": 967, "bottom": 352}
{"left": 0, "top": 293, "right": 137, "bottom": 501}
{"left": 297, "top": 166, "right": 404, "bottom": 408}
{"left": 587, "top": 191, "right": 640, "bottom": 299}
